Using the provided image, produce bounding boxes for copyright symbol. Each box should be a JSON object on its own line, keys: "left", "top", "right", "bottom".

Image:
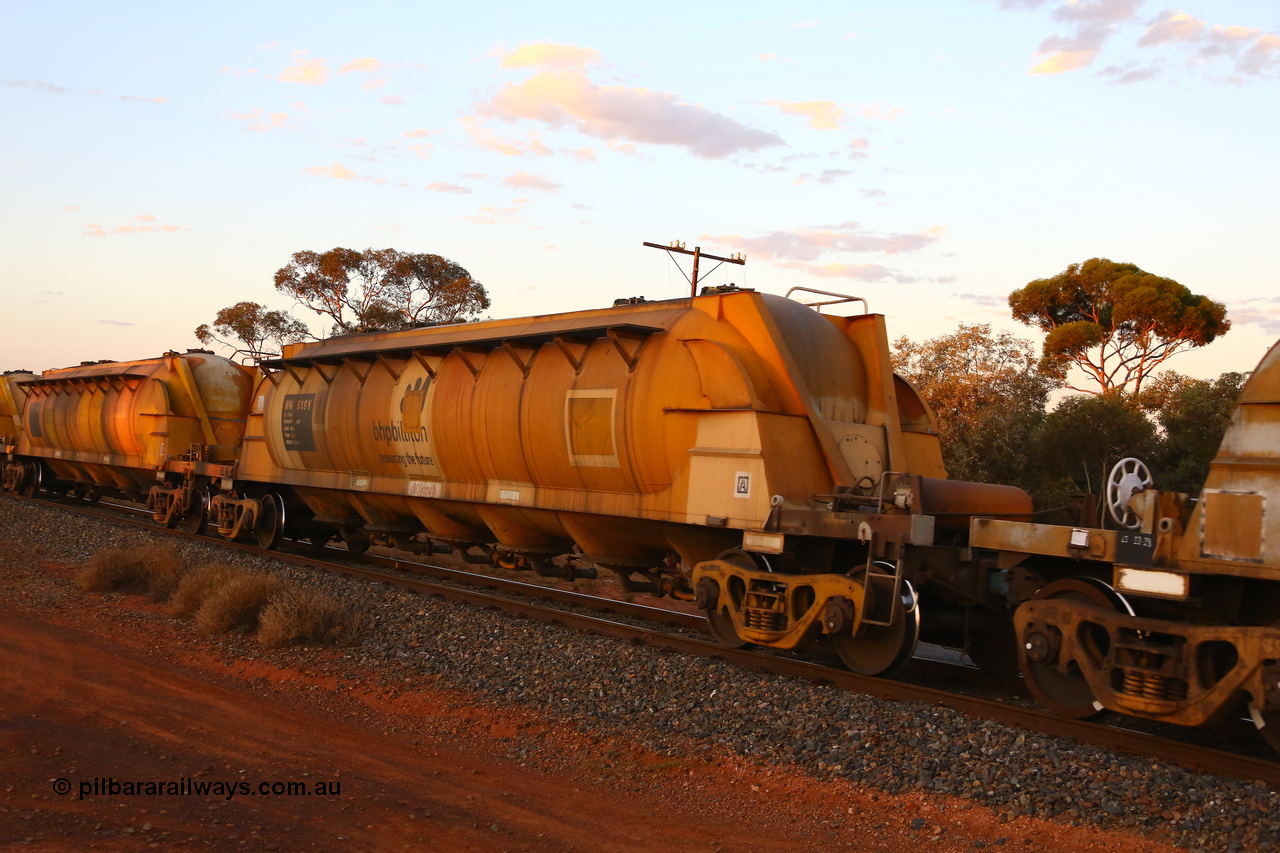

{"left": 51, "top": 778, "right": 71, "bottom": 795}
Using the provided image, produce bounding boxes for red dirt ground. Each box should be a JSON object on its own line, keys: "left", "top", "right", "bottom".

{"left": 0, "top": 546, "right": 1177, "bottom": 852}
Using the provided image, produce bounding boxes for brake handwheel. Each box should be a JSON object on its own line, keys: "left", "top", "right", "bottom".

{"left": 1106, "top": 457, "right": 1153, "bottom": 530}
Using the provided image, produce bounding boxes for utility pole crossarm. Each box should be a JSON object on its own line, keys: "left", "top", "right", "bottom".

{"left": 642, "top": 240, "right": 746, "bottom": 297}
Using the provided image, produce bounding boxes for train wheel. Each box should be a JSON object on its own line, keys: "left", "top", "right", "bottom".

{"left": 832, "top": 579, "right": 920, "bottom": 676}
{"left": 341, "top": 528, "right": 371, "bottom": 555}
{"left": 1250, "top": 704, "right": 1280, "bottom": 754}
{"left": 1020, "top": 577, "right": 1131, "bottom": 719}
{"left": 20, "top": 463, "right": 41, "bottom": 498}
{"left": 706, "top": 608, "right": 750, "bottom": 649}
{"left": 255, "top": 493, "right": 286, "bottom": 550}
{"left": 184, "top": 489, "right": 209, "bottom": 535}
{"left": 700, "top": 550, "right": 761, "bottom": 650}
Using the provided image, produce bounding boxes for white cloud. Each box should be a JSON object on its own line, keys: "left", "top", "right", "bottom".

{"left": 339, "top": 57, "right": 383, "bottom": 74}
{"left": 278, "top": 52, "right": 329, "bottom": 85}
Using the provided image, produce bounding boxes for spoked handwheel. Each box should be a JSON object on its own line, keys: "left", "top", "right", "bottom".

{"left": 1106, "top": 457, "right": 1153, "bottom": 529}
{"left": 831, "top": 572, "right": 920, "bottom": 676}
{"left": 256, "top": 492, "right": 286, "bottom": 550}
{"left": 1020, "top": 577, "right": 1132, "bottom": 719}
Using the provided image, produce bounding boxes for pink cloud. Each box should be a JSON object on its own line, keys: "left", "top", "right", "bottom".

{"left": 425, "top": 182, "right": 473, "bottom": 194}
{"left": 1134, "top": 11, "right": 1280, "bottom": 79}
{"left": 228, "top": 107, "right": 288, "bottom": 132}
{"left": 303, "top": 163, "right": 358, "bottom": 180}
{"left": 1138, "top": 10, "right": 1206, "bottom": 46}
{"left": 278, "top": 52, "right": 329, "bottom": 85}
{"left": 478, "top": 45, "right": 785, "bottom": 159}
{"left": 339, "top": 57, "right": 383, "bottom": 74}
{"left": 461, "top": 116, "right": 552, "bottom": 157}
{"left": 1027, "top": 0, "right": 1144, "bottom": 75}
{"left": 503, "top": 172, "right": 561, "bottom": 192}
{"left": 706, "top": 223, "right": 943, "bottom": 262}
{"left": 767, "top": 100, "right": 845, "bottom": 129}
{"left": 497, "top": 41, "right": 601, "bottom": 70}
{"left": 82, "top": 216, "right": 184, "bottom": 237}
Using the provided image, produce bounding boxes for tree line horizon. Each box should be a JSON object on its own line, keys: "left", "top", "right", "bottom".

{"left": 197, "top": 249, "right": 1238, "bottom": 505}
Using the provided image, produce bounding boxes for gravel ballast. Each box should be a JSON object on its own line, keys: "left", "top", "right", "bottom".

{"left": 2, "top": 495, "right": 1277, "bottom": 852}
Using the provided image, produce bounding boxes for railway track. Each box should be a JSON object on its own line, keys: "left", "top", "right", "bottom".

{"left": 10, "top": 490, "right": 1280, "bottom": 786}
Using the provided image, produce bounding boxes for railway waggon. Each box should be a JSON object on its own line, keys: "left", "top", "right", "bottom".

{"left": 5, "top": 286, "right": 1280, "bottom": 748}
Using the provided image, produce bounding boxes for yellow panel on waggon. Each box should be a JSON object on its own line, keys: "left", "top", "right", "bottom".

{"left": 0, "top": 351, "right": 253, "bottom": 505}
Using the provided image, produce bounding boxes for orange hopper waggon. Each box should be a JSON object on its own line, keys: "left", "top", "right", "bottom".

{"left": 5, "top": 285, "right": 1280, "bottom": 750}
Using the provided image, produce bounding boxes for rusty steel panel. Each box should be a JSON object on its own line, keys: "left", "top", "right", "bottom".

{"left": 970, "top": 517, "right": 1114, "bottom": 562}
{"left": 1201, "top": 491, "right": 1265, "bottom": 562}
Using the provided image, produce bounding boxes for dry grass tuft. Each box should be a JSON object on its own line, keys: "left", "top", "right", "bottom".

{"left": 193, "top": 574, "right": 285, "bottom": 635}
{"left": 136, "top": 542, "right": 187, "bottom": 602}
{"left": 76, "top": 548, "right": 144, "bottom": 592}
{"left": 169, "top": 564, "right": 249, "bottom": 617}
{"left": 257, "top": 587, "right": 373, "bottom": 648}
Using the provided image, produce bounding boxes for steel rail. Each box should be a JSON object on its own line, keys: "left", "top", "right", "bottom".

{"left": 9, "top": 492, "right": 1280, "bottom": 785}
{"left": 89, "top": 497, "right": 707, "bottom": 630}
{"left": 81, "top": 498, "right": 1023, "bottom": 692}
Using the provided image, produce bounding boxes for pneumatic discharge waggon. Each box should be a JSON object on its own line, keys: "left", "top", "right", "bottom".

{"left": 5, "top": 285, "right": 1280, "bottom": 750}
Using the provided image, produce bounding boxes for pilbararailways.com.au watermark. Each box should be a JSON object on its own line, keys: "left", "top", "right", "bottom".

{"left": 51, "top": 776, "right": 342, "bottom": 801}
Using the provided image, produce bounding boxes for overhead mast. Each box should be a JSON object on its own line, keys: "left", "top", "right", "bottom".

{"left": 643, "top": 240, "right": 746, "bottom": 297}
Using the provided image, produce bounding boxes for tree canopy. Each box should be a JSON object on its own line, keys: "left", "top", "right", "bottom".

{"left": 892, "top": 323, "right": 1057, "bottom": 496}
{"left": 273, "top": 247, "right": 490, "bottom": 335}
{"left": 194, "top": 302, "right": 310, "bottom": 360}
{"left": 1008, "top": 258, "right": 1229, "bottom": 397}
{"left": 1139, "top": 370, "right": 1249, "bottom": 495}
{"left": 1036, "top": 393, "right": 1160, "bottom": 498}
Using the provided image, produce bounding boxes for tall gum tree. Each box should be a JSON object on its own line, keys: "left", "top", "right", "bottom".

{"left": 1008, "top": 258, "right": 1229, "bottom": 397}
{"left": 273, "top": 247, "right": 490, "bottom": 335}
{"left": 891, "top": 323, "right": 1057, "bottom": 495}
{"left": 194, "top": 302, "right": 311, "bottom": 360}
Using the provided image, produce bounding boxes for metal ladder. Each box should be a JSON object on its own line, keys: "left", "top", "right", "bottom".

{"left": 857, "top": 534, "right": 905, "bottom": 627}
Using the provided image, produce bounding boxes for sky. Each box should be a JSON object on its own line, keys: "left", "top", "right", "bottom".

{"left": 2, "top": 0, "right": 1277, "bottom": 388}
